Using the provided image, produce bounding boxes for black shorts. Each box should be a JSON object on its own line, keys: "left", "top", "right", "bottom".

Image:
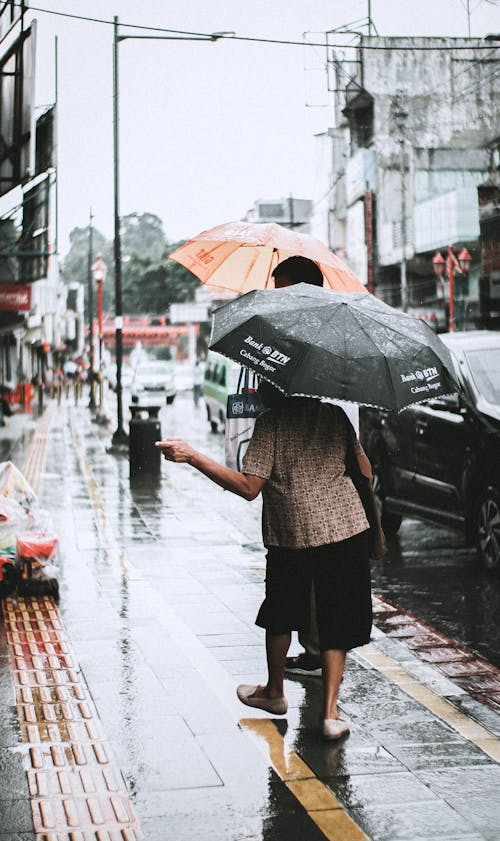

{"left": 255, "top": 530, "right": 372, "bottom": 652}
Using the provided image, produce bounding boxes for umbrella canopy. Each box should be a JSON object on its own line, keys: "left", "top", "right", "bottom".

{"left": 168, "top": 220, "right": 366, "bottom": 294}
{"left": 209, "top": 284, "right": 459, "bottom": 412}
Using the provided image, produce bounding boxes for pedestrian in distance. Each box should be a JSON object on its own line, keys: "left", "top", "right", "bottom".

{"left": 192, "top": 358, "right": 203, "bottom": 407}
{"left": 156, "top": 337, "right": 373, "bottom": 741}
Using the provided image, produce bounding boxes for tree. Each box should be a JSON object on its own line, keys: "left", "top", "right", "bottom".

{"left": 61, "top": 225, "right": 110, "bottom": 290}
{"left": 62, "top": 216, "right": 199, "bottom": 317}
{"left": 121, "top": 212, "right": 166, "bottom": 263}
{"left": 122, "top": 247, "right": 199, "bottom": 315}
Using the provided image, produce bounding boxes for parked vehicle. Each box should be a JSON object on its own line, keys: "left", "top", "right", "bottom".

{"left": 359, "top": 331, "right": 500, "bottom": 572}
{"left": 131, "top": 360, "right": 177, "bottom": 404}
{"left": 202, "top": 351, "right": 241, "bottom": 432}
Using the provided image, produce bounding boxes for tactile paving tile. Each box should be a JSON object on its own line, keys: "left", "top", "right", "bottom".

{"left": 2, "top": 596, "right": 143, "bottom": 840}
{"left": 372, "top": 593, "right": 500, "bottom": 711}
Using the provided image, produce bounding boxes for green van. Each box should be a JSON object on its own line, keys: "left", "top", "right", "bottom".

{"left": 202, "top": 350, "right": 241, "bottom": 432}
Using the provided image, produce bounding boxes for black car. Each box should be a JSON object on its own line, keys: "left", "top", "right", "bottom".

{"left": 359, "top": 331, "right": 500, "bottom": 572}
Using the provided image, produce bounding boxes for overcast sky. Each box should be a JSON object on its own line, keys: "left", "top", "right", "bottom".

{"left": 33, "top": 0, "right": 500, "bottom": 256}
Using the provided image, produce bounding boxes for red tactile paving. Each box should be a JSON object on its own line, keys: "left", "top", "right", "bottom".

{"left": 1, "top": 596, "right": 143, "bottom": 840}
{"left": 417, "top": 647, "right": 473, "bottom": 664}
{"left": 372, "top": 594, "right": 500, "bottom": 712}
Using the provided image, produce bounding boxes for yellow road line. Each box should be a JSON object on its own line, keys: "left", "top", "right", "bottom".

{"left": 356, "top": 644, "right": 500, "bottom": 762}
{"left": 241, "top": 718, "right": 369, "bottom": 841}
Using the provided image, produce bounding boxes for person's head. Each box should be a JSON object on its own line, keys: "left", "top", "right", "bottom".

{"left": 272, "top": 256, "right": 324, "bottom": 289}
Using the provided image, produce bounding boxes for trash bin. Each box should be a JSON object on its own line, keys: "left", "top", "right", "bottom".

{"left": 129, "top": 404, "right": 162, "bottom": 478}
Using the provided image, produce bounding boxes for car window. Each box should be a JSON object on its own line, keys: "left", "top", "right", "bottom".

{"left": 219, "top": 367, "right": 226, "bottom": 387}
{"left": 465, "top": 349, "right": 500, "bottom": 405}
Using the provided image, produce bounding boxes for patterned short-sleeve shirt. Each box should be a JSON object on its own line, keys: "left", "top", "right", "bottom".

{"left": 242, "top": 399, "right": 369, "bottom": 549}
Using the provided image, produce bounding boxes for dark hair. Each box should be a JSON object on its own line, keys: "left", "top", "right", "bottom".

{"left": 272, "top": 256, "right": 324, "bottom": 287}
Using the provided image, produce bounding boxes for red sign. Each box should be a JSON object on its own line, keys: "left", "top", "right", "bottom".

{"left": 0, "top": 285, "right": 32, "bottom": 311}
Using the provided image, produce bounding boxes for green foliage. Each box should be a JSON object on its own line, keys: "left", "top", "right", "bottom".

{"left": 122, "top": 251, "right": 198, "bottom": 315}
{"left": 122, "top": 212, "right": 166, "bottom": 263}
{"left": 62, "top": 213, "right": 199, "bottom": 317}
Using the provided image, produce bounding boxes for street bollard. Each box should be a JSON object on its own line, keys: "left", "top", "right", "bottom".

{"left": 129, "top": 404, "right": 162, "bottom": 479}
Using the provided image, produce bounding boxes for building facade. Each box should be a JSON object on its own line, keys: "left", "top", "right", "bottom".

{"left": 244, "top": 197, "right": 312, "bottom": 232}
{"left": 311, "top": 36, "right": 500, "bottom": 330}
{"left": 0, "top": 0, "right": 66, "bottom": 401}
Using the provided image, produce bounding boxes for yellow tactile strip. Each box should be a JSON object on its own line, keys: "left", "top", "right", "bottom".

{"left": 0, "top": 405, "right": 144, "bottom": 840}
{"left": 22, "top": 404, "right": 55, "bottom": 497}
{"left": 372, "top": 594, "right": 500, "bottom": 712}
{"left": 3, "top": 595, "right": 142, "bottom": 840}
{"left": 356, "top": 644, "right": 500, "bottom": 763}
{"left": 241, "top": 719, "right": 369, "bottom": 841}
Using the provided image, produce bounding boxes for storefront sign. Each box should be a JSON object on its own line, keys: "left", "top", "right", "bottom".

{"left": 0, "top": 284, "right": 32, "bottom": 311}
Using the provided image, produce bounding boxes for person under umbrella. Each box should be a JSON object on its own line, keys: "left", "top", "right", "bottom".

{"left": 156, "top": 395, "right": 373, "bottom": 741}
{"left": 260, "top": 256, "right": 345, "bottom": 677}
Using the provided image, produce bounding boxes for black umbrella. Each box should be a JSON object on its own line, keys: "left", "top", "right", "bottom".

{"left": 209, "top": 284, "right": 459, "bottom": 411}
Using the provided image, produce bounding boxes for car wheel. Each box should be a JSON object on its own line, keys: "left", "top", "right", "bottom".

{"left": 166, "top": 395, "right": 175, "bottom": 405}
{"left": 476, "top": 486, "right": 500, "bottom": 573}
{"left": 372, "top": 461, "right": 402, "bottom": 534}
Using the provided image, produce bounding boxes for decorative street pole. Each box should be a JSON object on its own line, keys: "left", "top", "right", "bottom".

{"left": 87, "top": 208, "right": 96, "bottom": 411}
{"left": 432, "top": 246, "right": 472, "bottom": 332}
{"left": 91, "top": 254, "right": 108, "bottom": 424}
{"left": 93, "top": 255, "right": 107, "bottom": 379}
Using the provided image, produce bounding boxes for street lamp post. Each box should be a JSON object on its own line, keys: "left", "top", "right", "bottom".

{"left": 432, "top": 246, "right": 472, "bottom": 332}
{"left": 111, "top": 18, "right": 229, "bottom": 447}
{"left": 392, "top": 94, "right": 409, "bottom": 312}
{"left": 92, "top": 255, "right": 106, "bottom": 373}
{"left": 112, "top": 16, "right": 127, "bottom": 445}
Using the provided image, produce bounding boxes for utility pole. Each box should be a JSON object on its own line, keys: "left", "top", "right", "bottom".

{"left": 112, "top": 15, "right": 127, "bottom": 445}
{"left": 87, "top": 208, "right": 96, "bottom": 410}
{"left": 393, "top": 93, "right": 409, "bottom": 313}
{"left": 399, "top": 137, "right": 408, "bottom": 313}
{"left": 288, "top": 193, "right": 295, "bottom": 229}
{"left": 368, "top": 0, "right": 373, "bottom": 35}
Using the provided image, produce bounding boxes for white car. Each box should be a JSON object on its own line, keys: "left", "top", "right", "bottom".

{"left": 107, "top": 362, "right": 134, "bottom": 391}
{"left": 131, "top": 361, "right": 177, "bottom": 404}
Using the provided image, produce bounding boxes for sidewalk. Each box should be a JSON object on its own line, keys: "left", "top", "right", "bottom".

{"left": 0, "top": 397, "right": 499, "bottom": 841}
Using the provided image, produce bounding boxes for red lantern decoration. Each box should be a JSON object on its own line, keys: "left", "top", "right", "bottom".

{"left": 432, "top": 252, "right": 446, "bottom": 277}
{"left": 457, "top": 248, "right": 472, "bottom": 275}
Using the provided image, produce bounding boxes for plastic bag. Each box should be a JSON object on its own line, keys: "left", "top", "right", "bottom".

{"left": 225, "top": 369, "right": 264, "bottom": 471}
{"left": 0, "top": 461, "right": 37, "bottom": 511}
{"left": 0, "top": 462, "right": 60, "bottom": 599}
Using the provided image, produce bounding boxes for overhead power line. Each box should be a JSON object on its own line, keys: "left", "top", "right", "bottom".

{"left": 11, "top": 2, "right": 500, "bottom": 51}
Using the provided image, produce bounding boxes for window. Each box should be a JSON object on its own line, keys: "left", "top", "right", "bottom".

{"left": 0, "top": 27, "right": 34, "bottom": 196}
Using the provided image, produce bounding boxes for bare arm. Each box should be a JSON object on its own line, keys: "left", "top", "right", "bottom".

{"left": 357, "top": 451, "right": 373, "bottom": 480}
{"left": 155, "top": 438, "right": 266, "bottom": 501}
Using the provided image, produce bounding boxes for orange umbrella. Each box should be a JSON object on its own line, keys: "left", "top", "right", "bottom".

{"left": 168, "top": 221, "right": 366, "bottom": 294}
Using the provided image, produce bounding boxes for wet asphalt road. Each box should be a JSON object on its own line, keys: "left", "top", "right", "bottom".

{"left": 168, "top": 391, "right": 500, "bottom": 670}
